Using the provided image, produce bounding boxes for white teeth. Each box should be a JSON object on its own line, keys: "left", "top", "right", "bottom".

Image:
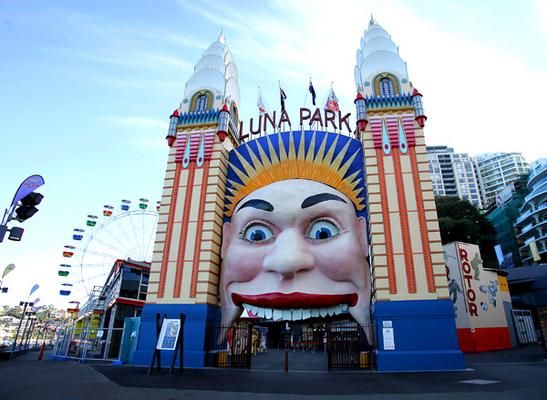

{"left": 273, "top": 309, "right": 283, "bottom": 321}
{"left": 282, "top": 309, "right": 291, "bottom": 320}
{"left": 239, "top": 304, "right": 350, "bottom": 321}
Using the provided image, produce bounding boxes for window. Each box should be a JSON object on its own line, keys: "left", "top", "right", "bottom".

{"left": 195, "top": 94, "right": 208, "bottom": 112}
{"left": 380, "top": 78, "right": 395, "bottom": 97}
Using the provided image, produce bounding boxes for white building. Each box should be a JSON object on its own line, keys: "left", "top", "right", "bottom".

{"left": 474, "top": 153, "right": 529, "bottom": 208}
{"left": 427, "top": 146, "right": 483, "bottom": 209}
{"left": 514, "top": 159, "right": 547, "bottom": 265}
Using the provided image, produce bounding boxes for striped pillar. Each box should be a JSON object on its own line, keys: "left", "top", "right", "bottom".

{"left": 146, "top": 128, "right": 227, "bottom": 305}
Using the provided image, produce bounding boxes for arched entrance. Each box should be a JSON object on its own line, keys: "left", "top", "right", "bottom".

{"left": 204, "top": 316, "right": 375, "bottom": 371}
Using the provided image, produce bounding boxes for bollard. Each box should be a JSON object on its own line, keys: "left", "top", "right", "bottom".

{"left": 38, "top": 342, "right": 46, "bottom": 361}
{"left": 284, "top": 350, "right": 288, "bottom": 372}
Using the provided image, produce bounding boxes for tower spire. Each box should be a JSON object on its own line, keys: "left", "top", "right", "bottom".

{"left": 218, "top": 28, "right": 225, "bottom": 44}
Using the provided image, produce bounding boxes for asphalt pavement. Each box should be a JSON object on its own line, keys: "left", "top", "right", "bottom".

{"left": 1, "top": 345, "right": 546, "bottom": 400}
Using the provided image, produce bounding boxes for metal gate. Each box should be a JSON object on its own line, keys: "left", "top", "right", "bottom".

{"left": 327, "top": 322, "right": 374, "bottom": 370}
{"left": 512, "top": 309, "right": 537, "bottom": 344}
{"left": 204, "top": 323, "right": 253, "bottom": 368}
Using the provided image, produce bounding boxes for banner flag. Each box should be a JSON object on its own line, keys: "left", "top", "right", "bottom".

{"left": 2, "top": 264, "right": 15, "bottom": 279}
{"left": 29, "top": 283, "right": 39, "bottom": 296}
{"left": 309, "top": 80, "right": 317, "bottom": 106}
{"left": 280, "top": 87, "right": 287, "bottom": 112}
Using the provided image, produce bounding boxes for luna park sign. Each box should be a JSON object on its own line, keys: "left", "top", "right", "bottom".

{"left": 238, "top": 108, "right": 353, "bottom": 141}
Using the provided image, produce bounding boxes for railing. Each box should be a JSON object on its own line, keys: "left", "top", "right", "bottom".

{"left": 52, "top": 325, "right": 124, "bottom": 361}
{"left": 326, "top": 321, "right": 374, "bottom": 370}
{"left": 204, "top": 324, "right": 253, "bottom": 369}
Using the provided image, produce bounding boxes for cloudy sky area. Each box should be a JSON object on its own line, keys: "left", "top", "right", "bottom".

{"left": 1, "top": 0, "right": 546, "bottom": 307}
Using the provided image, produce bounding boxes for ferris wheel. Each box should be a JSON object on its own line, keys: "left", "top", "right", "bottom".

{"left": 57, "top": 198, "right": 160, "bottom": 303}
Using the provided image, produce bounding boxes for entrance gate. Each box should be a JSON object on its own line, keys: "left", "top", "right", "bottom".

{"left": 512, "top": 309, "right": 537, "bottom": 344}
{"left": 204, "top": 324, "right": 252, "bottom": 368}
{"left": 327, "top": 322, "right": 374, "bottom": 370}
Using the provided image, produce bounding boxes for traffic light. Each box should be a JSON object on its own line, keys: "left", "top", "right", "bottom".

{"left": 14, "top": 192, "right": 43, "bottom": 222}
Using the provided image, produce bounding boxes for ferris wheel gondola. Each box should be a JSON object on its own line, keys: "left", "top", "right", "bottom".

{"left": 57, "top": 198, "right": 159, "bottom": 302}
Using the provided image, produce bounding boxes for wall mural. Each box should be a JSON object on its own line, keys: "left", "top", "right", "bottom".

{"left": 219, "top": 130, "right": 372, "bottom": 341}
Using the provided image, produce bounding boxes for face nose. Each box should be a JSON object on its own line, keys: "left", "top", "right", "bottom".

{"left": 262, "top": 228, "right": 314, "bottom": 279}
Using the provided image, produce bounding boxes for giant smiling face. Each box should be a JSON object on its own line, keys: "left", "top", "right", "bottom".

{"left": 220, "top": 178, "right": 371, "bottom": 336}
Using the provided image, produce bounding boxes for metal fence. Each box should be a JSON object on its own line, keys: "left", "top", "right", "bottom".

{"left": 204, "top": 324, "right": 253, "bottom": 368}
{"left": 327, "top": 322, "right": 374, "bottom": 370}
{"left": 53, "top": 324, "right": 124, "bottom": 361}
{"left": 512, "top": 309, "right": 538, "bottom": 344}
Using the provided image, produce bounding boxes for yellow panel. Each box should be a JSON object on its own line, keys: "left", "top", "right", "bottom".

{"left": 413, "top": 253, "right": 428, "bottom": 294}
{"left": 383, "top": 157, "right": 394, "bottom": 174}
{"left": 430, "top": 252, "right": 446, "bottom": 264}
{"left": 168, "top": 223, "right": 182, "bottom": 262}
{"left": 373, "top": 244, "right": 386, "bottom": 255}
{"left": 498, "top": 276, "right": 509, "bottom": 292}
{"left": 425, "top": 210, "right": 439, "bottom": 221}
{"left": 423, "top": 200, "right": 436, "bottom": 210}
{"left": 370, "top": 223, "right": 385, "bottom": 235}
{"left": 421, "top": 180, "right": 433, "bottom": 191}
{"left": 164, "top": 260, "right": 178, "bottom": 300}
{"left": 394, "top": 254, "right": 408, "bottom": 295}
{"left": 184, "top": 222, "right": 198, "bottom": 261}
{"left": 407, "top": 211, "right": 423, "bottom": 253}
{"left": 369, "top": 203, "right": 383, "bottom": 213}
{"left": 368, "top": 193, "right": 381, "bottom": 203}
{"left": 372, "top": 266, "right": 389, "bottom": 278}
{"left": 434, "top": 275, "right": 449, "bottom": 288}
{"left": 427, "top": 231, "right": 441, "bottom": 242}
{"left": 400, "top": 155, "right": 412, "bottom": 173}
{"left": 419, "top": 172, "right": 432, "bottom": 181}
{"left": 373, "top": 255, "right": 387, "bottom": 265}
{"left": 422, "top": 190, "right": 435, "bottom": 201}
{"left": 402, "top": 173, "right": 418, "bottom": 211}
{"left": 181, "top": 261, "right": 194, "bottom": 299}
{"left": 188, "top": 186, "right": 204, "bottom": 222}
{"left": 366, "top": 166, "right": 378, "bottom": 175}
{"left": 385, "top": 175, "right": 399, "bottom": 212}
{"left": 200, "top": 251, "right": 220, "bottom": 264}
{"left": 370, "top": 214, "right": 383, "bottom": 224}
{"left": 367, "top": 175, "right": 379, "bottom": 184}
{"left": 365, "top": 157, "right": 378, "bottom": 166}
{"left": 389, "top": 212, "right": 404, "bottom": 254}
{"left": 367, "top": 183, "right": 380, "bottom": 194}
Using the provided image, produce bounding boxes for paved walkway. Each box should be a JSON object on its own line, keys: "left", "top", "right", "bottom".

{"left": 0, "top": 345, "right": 546, "bottom": 400}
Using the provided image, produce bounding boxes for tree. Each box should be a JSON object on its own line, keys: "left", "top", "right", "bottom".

{"left": 435, "top": 196, "right": 498, "bottom": 267}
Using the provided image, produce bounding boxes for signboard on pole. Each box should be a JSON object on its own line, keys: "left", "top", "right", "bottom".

{"left": 156, "top": 319, "right": 181, "bottom": 350}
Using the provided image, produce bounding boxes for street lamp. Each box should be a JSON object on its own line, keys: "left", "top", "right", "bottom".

{"left": 0, "top": 175, "right": 45, "bottom": 243}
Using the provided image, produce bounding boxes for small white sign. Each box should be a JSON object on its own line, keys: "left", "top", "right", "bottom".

{"left": 382, "top": 327, "right": 395, "bottom": 350}
{"left": 382, "top": 320, "right": 392, "bottom": 328}
{"left": 96, "top": 330, "right": 104, "bottom": 338}
{"left": 156, "top": 319, "right": 181, "bottom": 350}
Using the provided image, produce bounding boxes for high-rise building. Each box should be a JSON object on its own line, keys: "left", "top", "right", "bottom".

{"left": 474, "top": 153, "right": 529, "bottom": 208}
{"left": 514, "top": 159, "right": 547, "bottom": 265}
{"left": 427, "top": 146, "right": 483, "bottom": 208}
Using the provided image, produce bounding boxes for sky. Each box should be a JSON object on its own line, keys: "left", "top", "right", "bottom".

{"left": 1, "top": 0, "right": 546, "bottom": 309}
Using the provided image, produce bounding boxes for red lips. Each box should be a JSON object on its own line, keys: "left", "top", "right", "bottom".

{"left": 232, "top": 292, "right": 357, "bottom": 308}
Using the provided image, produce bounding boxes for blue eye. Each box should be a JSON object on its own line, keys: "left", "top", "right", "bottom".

{"left": 307, "top": 220, "right": 339, "bottom": 240}
{"left": 242, "top": 223, "right": 274, "bottom": 243}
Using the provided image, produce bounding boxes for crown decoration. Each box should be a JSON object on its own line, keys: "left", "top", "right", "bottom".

{"left": 224, "top": 130, "right": 367, "bottom": 219}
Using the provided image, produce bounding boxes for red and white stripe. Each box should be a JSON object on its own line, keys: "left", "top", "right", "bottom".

{"left": 175, "top": 131, "right": 215, "bottom": 163}
{"left": 369, "top": 114, "right": 416, "bottom": 149}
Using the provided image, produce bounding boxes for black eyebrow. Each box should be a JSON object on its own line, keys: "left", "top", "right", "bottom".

{"left": 301, "top": 193, "right": 347, "bottom": 209}
{"left": 236, "top": 199, "right": 274, "bottom": 213}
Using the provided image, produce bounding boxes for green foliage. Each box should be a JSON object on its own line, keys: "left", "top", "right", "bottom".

{"left": 435, "top": 196, "right": 498, "bottom": 267}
